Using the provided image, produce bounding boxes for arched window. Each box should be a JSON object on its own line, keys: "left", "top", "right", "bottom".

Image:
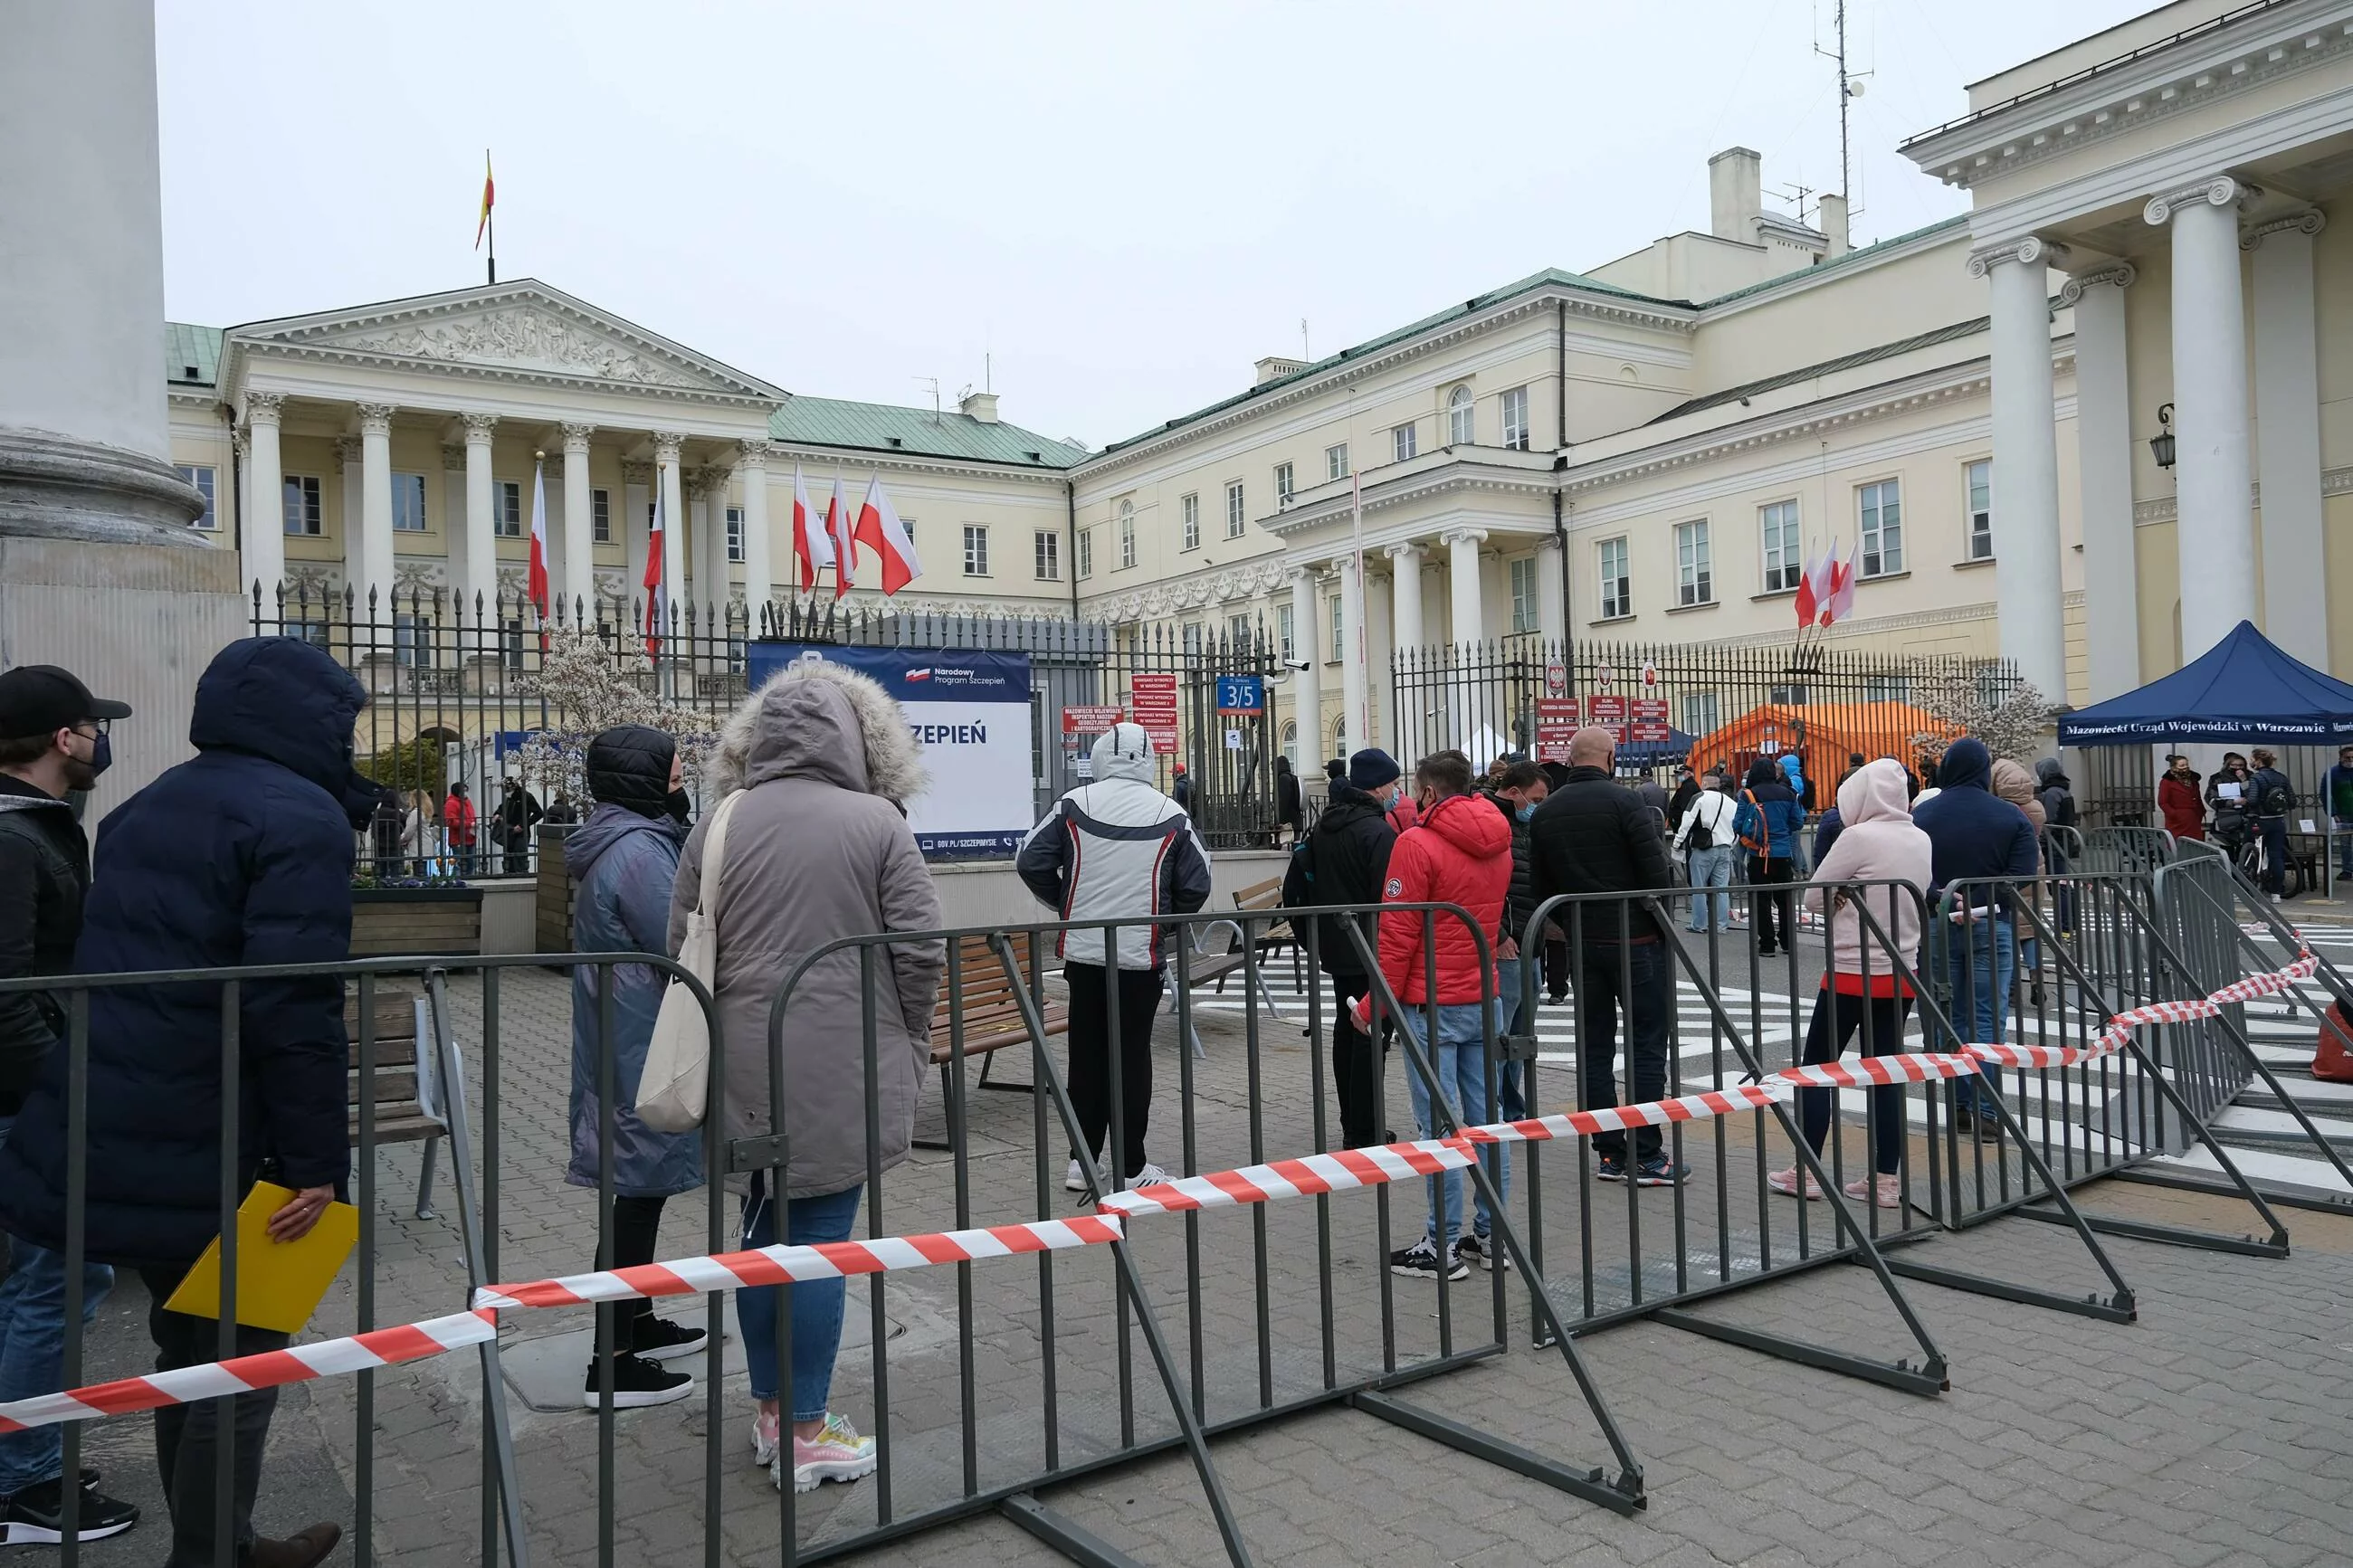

{"left": 1281, "top": 720, "right": 1299, "bottom": 770}
{"left": 1448, "top": 385, "right": 1474, "bottom": 447}
{"left": 1332, "top": 716, "right": 1348, "bottom": 762}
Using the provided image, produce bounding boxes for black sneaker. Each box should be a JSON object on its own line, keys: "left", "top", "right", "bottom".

{"left": 582, "top": 1353, "right": 695, "bottom": 1409}
{"left": 1953, "top": 1106, "right": 2004, "bottom": 1142}
{"left": 0, "top": 1476, "right": 139, "bottom": 1544}
{"left": 1596, "top": 1155, "right": 1628, "bottom": 1183}
{"left": 1388, "top": 1236, "right": 1468, "bottom": 1280}
{"left": 1634, "top": 1156, "right": 1689, "bottom": 1187}
{"left": 1457, "top": 1232, "right": 1514, "bottom": 1271}
{"left": 629, "top": 1313, "right": 710, "bottom": 1364}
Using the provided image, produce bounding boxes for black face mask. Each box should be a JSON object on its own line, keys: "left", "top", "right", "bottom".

{"left": 666, "top": 788, "right": 691, "bottom": 825}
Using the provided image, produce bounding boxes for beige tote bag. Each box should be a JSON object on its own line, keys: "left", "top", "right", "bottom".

{"left": 636, "top": 790, "right": 743, "bottom": 1134}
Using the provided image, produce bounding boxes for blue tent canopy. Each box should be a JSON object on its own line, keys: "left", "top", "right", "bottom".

{"left": 2057, "top": 620, "right": 2353, "bottom": 747}
{"left": 1616, "top": 726, "right": 1696, "bottom": 767}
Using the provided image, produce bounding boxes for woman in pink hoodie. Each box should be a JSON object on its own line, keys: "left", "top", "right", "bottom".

{"left": 1767, "top": 759, "right": 1933, "bottom": 1209}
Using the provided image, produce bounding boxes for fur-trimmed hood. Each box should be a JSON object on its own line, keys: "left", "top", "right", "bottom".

{"left": 708, "top": 658, "right": 926, "bottom": 803}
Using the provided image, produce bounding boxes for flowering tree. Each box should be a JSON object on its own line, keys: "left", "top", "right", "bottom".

{"left": 1910, "top": 666, "right": 2054, "bottom": 765}
{"left": 513, "top": 634, "right": 721, "bottom": 801}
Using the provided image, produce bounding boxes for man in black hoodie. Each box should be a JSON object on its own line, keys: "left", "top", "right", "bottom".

{"left": 1283, "top": 750, "right": 1400, "bottom": 1147}
{"left": 1913, "top": 736, "right": 2039, "bottom": 1140}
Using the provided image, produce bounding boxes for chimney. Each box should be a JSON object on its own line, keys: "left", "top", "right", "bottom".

{"left": 1817, "top": 194, "right": 1850, "bottom": 260}
{"left": 1254, "top": 355, "right": 1309, "bottom": 385}
{"left": 1708, "top": 147, "right": 1763, "bottom": 242}
{"left": 957, "top": 389, "right": 999, "bottom": 423}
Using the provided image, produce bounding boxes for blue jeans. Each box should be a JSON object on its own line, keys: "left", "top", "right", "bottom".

{"left": 1397, "top": 1002, "right": 1507, "bottom": 1249}
{"left": 0, "top": 1116, "right": 115, "bottom": 1496}
{"left": 1492, "top": 958, "right": 1528, "bottom": 1123}
{"left": 1937, "top": 917, "right": 2015, "bottom": 1115}
{"left": 737, "top": 1176, "right": 863, "bottom": 1422}
{"left": 1684, "top": 847, "right": 1733, "bottom": 931}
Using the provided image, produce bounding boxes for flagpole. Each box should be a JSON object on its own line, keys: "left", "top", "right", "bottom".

{"left": 487, "top": 202, "right": 496, "bottom": 287}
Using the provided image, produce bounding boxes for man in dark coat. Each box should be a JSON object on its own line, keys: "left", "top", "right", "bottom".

{"left": 1485, "top": 761, "right": 1549, "bottom": 1123}
{"left": 1282, "top": 749, "right": 1400, "bottom": 1147}
{"left": 1734, "top": 759, "right": 1805, "bottom": 955}
{"left": 0, "top": 666, "right": 141, "bottom": 1544}
{"left": 1914, "top": 737, "right": 2040, "bottom": 1141}
{"left": 1273, "top": 756, "right": 1303, "bottom": 844}
{"left": 496, "top": 777, "right": 544, "bottom": 874}
{"left": 0, "top": 638, "right": 369, "bottom": 1568}
{"left": 1528, "top": 727, "right": 1681, "bottom": 1184}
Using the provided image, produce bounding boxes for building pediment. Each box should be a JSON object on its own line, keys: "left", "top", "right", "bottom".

{"left": 224, "top": 280, "right": 785, "bottom": 404}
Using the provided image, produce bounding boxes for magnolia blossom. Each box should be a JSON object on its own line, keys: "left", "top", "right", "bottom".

{"left": 514, "top": 633, "right": 719, "bottom": 801}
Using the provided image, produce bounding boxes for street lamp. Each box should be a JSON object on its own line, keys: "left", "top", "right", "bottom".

{"left": 2149, "top": 403, "right": 2177, "bottom": 471}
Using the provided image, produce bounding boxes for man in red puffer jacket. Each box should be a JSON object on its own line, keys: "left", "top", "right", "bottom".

{"left": 1364, "top": 748, "right": 1513, "bottom": 1281}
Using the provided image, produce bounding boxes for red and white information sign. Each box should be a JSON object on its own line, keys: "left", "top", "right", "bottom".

{"left": 1628, "top": 697, "right": 1671, "bottom": 744}
{"left": 1128, "top": 673, "right": 1179, "bottom": 756}
{"left": 1584, "top": 693, "right": 1626, "bottom": 746}
{"left": 1534, "top": 698, "right": 1579, "bottom": 762}
{"left": 1062, "top": 705, "right": 1121, "bottom": 735}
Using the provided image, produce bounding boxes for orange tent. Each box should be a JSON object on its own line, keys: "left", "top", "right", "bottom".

{"left": 1682, "top": 701, "right": 1963, "bottom": 796}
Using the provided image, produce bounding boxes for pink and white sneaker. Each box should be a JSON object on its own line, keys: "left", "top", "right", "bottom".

{"left": 776, "top": 1413, "right": 877, "bottom": 1494}
{"left": 750, "top": 1409, "right": 780, "bottom": 1468}
{"left": 1765, "top": 1165, "right": 1825, "bottom": 1200}
{"left": 1843, "top": 1173, "right": 1906, "bottom": 1210}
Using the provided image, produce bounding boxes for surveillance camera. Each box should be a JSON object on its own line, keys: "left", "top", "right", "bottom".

{"left": 1283, "top": 659, "right": 1313, "bottom": 672}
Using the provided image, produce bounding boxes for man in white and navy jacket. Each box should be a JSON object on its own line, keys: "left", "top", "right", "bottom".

{"left": 1017, "top": 721, "right": 1212, "bottom": 1193}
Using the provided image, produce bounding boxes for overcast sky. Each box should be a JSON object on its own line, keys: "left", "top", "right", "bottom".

{"left": 157, "top": 0, "right": 2154, "bottom": 449}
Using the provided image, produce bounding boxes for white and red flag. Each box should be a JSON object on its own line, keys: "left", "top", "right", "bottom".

{"left": 853, "top": 474, "right": 922, "bottom": 595}
{"left": 824, "top": 475, "right": 857, "bottom": 600}
{"left": 1792, "top": 547, "right": 1821, "bottom": 627}
{"left": 643, "top": 474, "right": 667, "bottom": 657}
{"left": 1824, "top": 544, "right": 1859, "bottom": 626}
{"left": 790, "top": 464, "right": 832, "bottom": 593}
{"left": 527, "top": 455, "right": 550, "bottom": 622}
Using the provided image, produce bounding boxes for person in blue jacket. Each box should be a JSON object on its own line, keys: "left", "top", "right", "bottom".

{"left": 566, "top": 725, "right": 708, "bottom": 1410}
{"left": 1912, "top": 736, "right": 2041, "bottom": 1140}
{"left": 1734, "top": 760, "right": 1805, "bottom": 955}
{"left": 0, "top": 636, "right": 372, "bottom": 1568}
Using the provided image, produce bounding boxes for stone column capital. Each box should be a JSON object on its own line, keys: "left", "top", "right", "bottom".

{"left": 559, "top": 421, "right": 596, "bottom": 452}
{"left": 2144, "top": 176, "right": 2259, "bottom": 226}
{"left": 1383, "top": 541, "right": 1421, "bottom": 564}
{"left": 2242, "top": 206, "right": 2326, "bottom": 251}
{"left": 232, "top": 428, "right": 250, "bottom": 460}
{"left": 440, "top": 442, "right": 466, "bottom": 472}
{"left": 244, "top": 390, "right": 284, "bottom": 426}
{"left": 461, "top": 411, "right": 500, "bottom": 443}
{"left": 1966, "top": 234, "right": 2069, "bottom": 277}
{"left": 2057, "top": 263, "right": 2138, "bottom": 307}
{"left": 333, "top": 435, "right": 362, "bottom": 472}
{"left": 355, "top": 402, "right": 395, "bottom": 437}
{"left": 1534, "top": 531, "right": 1564, "bottom": 555}
{"left": 621, "top": 460, "right": 653, "bottom": 485}
{"left": 687, "top": 466, "right": 729, "bottom": 499}
{"left": 652, "top": 432, "right": 684, "bottom": 465}
{"left": 736, "top": 439, "right": 771, "bottom": 470}
{"left": 1440, "top": 527, "right": 1488, "bottom": 549}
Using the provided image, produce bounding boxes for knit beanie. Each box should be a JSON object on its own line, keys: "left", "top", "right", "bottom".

{"left": 1347, "top": 748, "right": 1401, "bottom": 792}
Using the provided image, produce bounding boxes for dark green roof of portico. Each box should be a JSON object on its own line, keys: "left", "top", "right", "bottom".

{"left": 167, "top": 322, "right": 224, "bottom": 387}
{"left": 768, "top": 396, "right": 1087, "bottom": 469}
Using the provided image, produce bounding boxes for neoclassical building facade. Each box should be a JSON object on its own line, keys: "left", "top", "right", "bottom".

{"left": 167, "top": 0, "right": 2353, "bottom": 768}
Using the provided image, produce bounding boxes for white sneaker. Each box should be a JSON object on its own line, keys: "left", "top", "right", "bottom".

{"left": 778, "top": 1412, "right": 878, "bottom": 1494}
{"left": 1123, "top": 1163, "right": 1172, "bottom": 1188}
{"left": 1063, "top": 1157, "right": 1105, "bottom": 1193}
{"left": 751, "top": 1409, "right": 780, "bottom": 1468}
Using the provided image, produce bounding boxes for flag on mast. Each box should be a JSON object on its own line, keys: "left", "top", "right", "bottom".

{"left": 1824, "top": 543, "right": 1859, "bottom": 625}
{"left": 526, "top": 452, "right": 549, "bottom": 623}
{"left": 473, "top": 151, "right": 494, "bottom": 249}
{"left": 824, "top": 475, "right": 856, "bottom": 600}
{"left": 790, "top": 464, "right": 831, "bottom": 593}
{"left": 853, "top": 475, "right": 921, "bottom": 594}
{"left": 643, "top": 470, "right": 667, "bottom": 657}
{"left": 1792, "top": 556, "right": 1819, "bottom": 629}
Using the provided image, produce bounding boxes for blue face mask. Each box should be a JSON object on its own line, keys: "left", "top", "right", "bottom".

{"left": 85, "top": 730, "right": 112, "bottom": 778}
{"left": 1517, "top": 801, "right": 1538, "bottom": 822}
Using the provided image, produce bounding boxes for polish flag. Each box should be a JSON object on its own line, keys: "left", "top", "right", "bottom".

{"left": 1805, "top": 548, "right": 1839, "bottom": 628}
{"left": 791, "top": 464, "right": 832, "bottom": 593}
{"left": 1792, "top": 550, "right": 1820, "bottom": 628}
{"left": 1824, "top": 544, "right": 1860, "bottom": 625}
{"left": 824, "top": 476, "right": 857, "bottom": 600}
{"left": 852, "top": 474, "right": 922, "bottom": 594}
{"left": 643, "top": 476, "right": 666, "bottom": 657}
{"left": 526, "top": 455, "right": 550, "bottom": 622}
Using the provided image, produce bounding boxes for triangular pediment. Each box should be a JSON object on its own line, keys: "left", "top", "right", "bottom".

{"left": 229, "top": 280, "right": 783, "bottom": 400}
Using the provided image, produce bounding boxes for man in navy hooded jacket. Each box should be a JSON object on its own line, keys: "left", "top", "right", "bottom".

{"left": 0, "top": 637, "right": 371, "bottom": 1568}
{"left": 1911, "top": 736, "right": 2039, "bottom": 1138}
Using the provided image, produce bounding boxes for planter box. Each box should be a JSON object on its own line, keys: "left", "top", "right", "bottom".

{"left": 351, "top": 886, "right": 484, "bottom": 958}
{"left": 535, "top": 823, "right": 578, "bottom": 953}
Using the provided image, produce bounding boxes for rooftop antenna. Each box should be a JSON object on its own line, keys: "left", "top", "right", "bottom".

{"left": 985, "top": 351, "right": 992, "bottom": 394}
{"left": 1770, "top": 179, "right": 1817, "bottom": 226}
{"left": 1300, "top": 318, "right": 1310, "bottom": 359}
{"left": 915, "top": 375, "right": 940, "bottom": 422}
{"left": 1815, "top": 0, "right": 1871, "bottom": 223}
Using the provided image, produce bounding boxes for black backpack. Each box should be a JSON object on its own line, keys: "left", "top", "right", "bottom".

{"left": 2260, "top": 780, "right": 2296, "bottom": 817}
{"left": 1683, "top": 796, "right": 1716, "bottom": 852}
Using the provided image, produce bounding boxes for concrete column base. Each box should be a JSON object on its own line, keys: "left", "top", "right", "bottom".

{"left": 0, "top": 425, "right": 206, "bottom": 545}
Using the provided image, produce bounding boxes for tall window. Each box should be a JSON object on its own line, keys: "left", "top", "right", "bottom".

{"left": 1509, "top": 556, "right": 1538, "bottom": 632}
{"left": 1076, "top": 527, "right": 1094, "bottom": 579}
{"left": 282, "top": 474, "right": 322, "bottom": 537}
{"left": 1326, "top": 442, "right": 1349, "bottom": 481}
{"left": 592, "top": 488, "right": 612, "bottom": 544}
{"left": 1034, "top": 528, "right": 1060, "bottom": 581}
{"left": 962, "top": 524, "right": 989, "bottom": 576}
{"left": 1966, "top": 460, "right": 1993, "bottom": 561}
{"left": 1228, "top": 613, "right": 1251, "bottom": 647}
{"left": 1392, "top": 423, "right": 1417, "bottom": 462}
{"left": 1864, "top": 674, "right": 1911, "bottom": 702}
{"left": 1277, "top": 602, "right": 1295, "bottom": 662}
{"left": 1329, "top": 594, "right": 1344, "bottom": 662}
{"left": 1678, "top": 691, "right": 1720, "bottom": 736}
{"left": 391, "top": 471, "right": 428, "bottom": 533}
{"left": 394, "top": 611, "right": 435, "bottom": 670}
{"left": 1281, "top": 720, "right": 1299, "bottom": 771}
{"left": 1118, "top": 499, "right": 1137, "bottom": 568}
{"left": 1597, "top": 537, "right": 1630, "bottom": 619}
{"left": 1674, "top": 520, "right": 1711, "bottom": 605}
{"left": 1500, "top": 386, "right": 1529, "bottom": 451}
{"left": 1180, "top": 492, "right": 1200, "bottom": 550}
{"left": 1224, "top": 480, "right": 1245, "bottom": 537}
{"left": 1858, "top": 479, "right": 1903, "bottom": 576}
{"left": 726, "top": 505, "right": 745, "bottom": 563}
{"left": 1274, "top": 461, "right": 1294, "bottom": 503}
{"left": 1448, "top": 385, "right": 1474, "bottom": 446}
{"left": 1759, "top": 499, "right": 1801, "bottom": 592}
{"left": 176, "top": 464, "right": 217, "bottom": 530}
{"left": 494, "top": 480, "right": 522, "bottom": 538}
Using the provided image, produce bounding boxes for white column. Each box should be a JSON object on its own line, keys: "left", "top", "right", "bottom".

{"left": 560, "top": 423, "right": 595, "bottom": 624}
{"left": 1971, "top": 237, "right": 2068, "bottom": 703}
{"left": 439, "top": 444, "right": 466, "bottom": 614}
{"left": 622, "top": 460, "right": 651, "bottom": 624}
{"left": 2146, "top": 176, "right": 2258, "bottom": 660}
{"left": 2062, "top": 266, "right": 2141, "bottom": 702}
{"left": 1444, "top": 527, "right": 1486, "bottom": 647}
{"left": 356, "top": 402, "right": 395, "bottom": 608}
{"left": 1535, "top": 535, "right": 1567, "bottom": 644}
{"left": 1336, "top": 554, "right": 1368, "bottom": 756}
{"left": 656, "top": 434, "right": 687, "bottom": 637}
{"left": 2249, "top": 209, "right": 2328, "bottom": 667}
{"left": 243, "top": 392, "right": 285, "bottom": 599}
{"left": 1289, "top": 566, "right": 1321, "bottom": 765}
{"left": 462, "top": 412, "right": 499, "bottom": 618}
{"left": 738, "top": 442, "right": 772, "bottom": 629}
{"left": 1385, "top": 542, "right": 1424, "bottom": 654}
{"left": 336, "top": 435, "right": 363, "bottom": 603}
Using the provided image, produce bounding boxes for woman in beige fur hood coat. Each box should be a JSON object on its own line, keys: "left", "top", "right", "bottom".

{"left": 669, "top": 655, "right": 943, "bottom": 1486}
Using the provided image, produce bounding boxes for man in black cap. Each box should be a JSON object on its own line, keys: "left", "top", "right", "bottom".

{"left": 1283, "top": 748, "right": 1403, "bottom": 1147}
{"left": 0, "top": 666, "right": 142, "bottom": 1544}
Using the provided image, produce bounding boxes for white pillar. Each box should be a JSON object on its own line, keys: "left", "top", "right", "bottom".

{"left": 560, "top": 423, "right": 595, "bottom": 624}
{"left": 1535, "top": 535, "right": 1567, "bottom": 644}
{"left": 336, "top": 435, "right": 363, "bottom": 603}
{"left": 2062, "top": 266, "right": 2141, "bottom": 702}
{"left": 462, "top": 412, "right": 499, "bottom": 618}
{"left": 1386, "top": 542, "right": 1424, "bottom": 654}
{"left": 243, "top": 392, "right": 285, "bottom": 599}
{"left": 1289, "top": 566, "right": 1321, "bottom": 765}
{"left": 1337, "top": 555, "right": 1368, "bottom": 756}
{"left": 2249, "top": 209, "right": 2328, "bottom": 667}
{"left": 357, "top": 402, "right": 395, "bottom": 608}
{"left": 439, "top": 444, "right": 466, "bottom": 614}
{"left": 623, "top": 460, "right": 651, "bottom": 625}
{"left": 738, "top": 441, "right": 772, "bottom": 629}
{"left": 2146, "top": 177, "right": 2258, "bottom": 660}
{"left": 656, "top": 434, "right": 687, "bottom": 637}
{"left": 1971, "top": 237, "right": 2068, "bottom": 703}
{"left": 1444, "top": 527, "right": 1486, "bottom": 646}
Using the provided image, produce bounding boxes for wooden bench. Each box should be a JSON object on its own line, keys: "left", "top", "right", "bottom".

{"left": 1174, "top": 885, "right": 1299, "bottom": 1060}
{"left": 920, "top": 932, "right": 1069, "bottom": 1147}
{"left": 344, "top": 982, "right": 448, "bottom": 1220}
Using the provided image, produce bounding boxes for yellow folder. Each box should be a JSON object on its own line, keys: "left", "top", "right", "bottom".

{"left": 163, "top": 1182, "right": 359, "bottom": 1335}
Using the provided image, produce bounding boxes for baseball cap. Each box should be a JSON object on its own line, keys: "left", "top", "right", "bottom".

{"left": 0, "top": 665, "right": 132, "bottom": 741}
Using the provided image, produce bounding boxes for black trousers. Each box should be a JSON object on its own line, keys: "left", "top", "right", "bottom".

{"left": 1542, "top": 937, "right": 1570, "bottom": 1002}
{"left": 595, "top": 1193, "right": 667, "bottom": 1353}
{"left": 137, "top": 1267, "right": 294, "bottom": 1568}
{"left": 1570, "top": 940, "right": 1672, "bottom": 1161}
{"left": 1794, "top": 989, "right": 1912, "bottom": 1176}
{"left": 1748, "top": 857, "right": 1795, "bottom": 951}
{"left": 1328, "top": 972, "right": 1385, "bottom": 1149}
{"left": 1065, "top": 963, "right": 1165, "bottom": 1178}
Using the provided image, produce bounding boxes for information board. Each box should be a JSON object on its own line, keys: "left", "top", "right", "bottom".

{"left": 1215, "top": 676, "right": 1264, "bottom": 717}
{"left": 1628, "top": 697, "right": 1671, "bottom": 744}
{"left": 1534, "top": 698, "right": 1579, "bottom": 762}
{"left": 1129, "top": 672, "right": 1179, "bottom": 757}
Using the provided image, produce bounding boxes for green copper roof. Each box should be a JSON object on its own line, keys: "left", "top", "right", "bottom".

{"left": 769, "top": 396, "right": 1087, "bottom": 469}
{"left": 167, "top": 322, "right": 224, "bottom": 387}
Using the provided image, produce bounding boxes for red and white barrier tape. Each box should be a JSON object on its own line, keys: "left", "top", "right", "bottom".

{"left": 0, "top": 1308, "right": 496, "bottom": 1434}
{"left": 1093, "top": 1136, "right": 1477, "bottom": 1218}
{"left": 1965, "top": 949, "right": 2316, "bottom": 1072}
{"left": 474, "top": 1214, "right": 1124, "bottom": 1312}
{"left": 1767, "top": 1051, "right": 1980, "bottom": 1089}
{"left": 1458, "top": 1083, "right": 1793, "bottom": 1145}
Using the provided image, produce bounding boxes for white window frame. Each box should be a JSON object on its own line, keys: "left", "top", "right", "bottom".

{"left": 725, "top": 505, "right": 745, "bottom": 563}
{"left": 1329, "top": 594, "right": 1344, "bottom": 662}
{"left": 1274, "top": 461, "right": 1294, "bottom": 503}
{"left": 592, "top": 488, "right": 612, "bottom": 544}
{"left": 1500, "top": 385, "right": 1529, "bottom": 451}
{"left": 1509, "top": 556, "right": 1538, "bottom": 632}
{"left": 1325, "top": 442, "right": 1349, "bottom": 481}
{"left": 1277, "top": 602, "right": 1295, "bottom": 663}
{"left": 1034, "top": 528, "right": 1060, "bottom": 582}
{"left": 1180, "top": 491, "right": 1200, "bottom": 551}
{"left": 1858, "top": 478, "right": 1904, "bottom": 577}
{"left": 1448, "top": 385, "right": 1474, "bottom": 446}
{"left": 1759, "top": 499, "right": 1801, "bottom": 593}
{"left": 1076, "top": 527, "right": 1094, "bottom": 579}
{"left": 282, "top": 474, "right": 322, "bottom": 537}
{"left": 1224, "top": 480, "right": 1245, "bottom": 538}
{"left": 177, "top": 464, "right": 217, "bottom": 531}
{"left": 1227, "top": 612, "right": 1251, "bottom": 648}
{"left": 961, "top": 524, "right": 989, "bottom": 577}
{"left": 494, "top": 480, "right": 522, "bottom": 538}
{"left": 1391, "top": 422, "right": 1417, "bottom": 463}
{"left": 1965, "top": 460, "right": 1993, "bottom": 561}
{"left": 1678, "top": 691, "right": 1720, "bottom": 737}
{"left": 1597, "top": 536, "right": 1630, "bottom": 619}
{"left": 1118, "top": 499, "right": 1137, "bottom": 569}
{"left": 389, "top": 470, "right": 428, "bottom": 534}
{"left": 1674, "top": 520, "right": 1711, "bottom": 606}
